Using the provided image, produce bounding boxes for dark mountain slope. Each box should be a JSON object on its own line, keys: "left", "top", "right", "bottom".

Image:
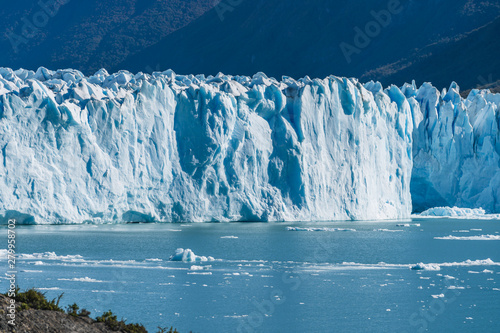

{"left": 0, "top": 0, "right": 216, "bottom": 74}
{"left": 362, "top": 16, "right": 500, "bottom": 90}
{"left": 120, "top": 0, "right": 500, "bottom": 89}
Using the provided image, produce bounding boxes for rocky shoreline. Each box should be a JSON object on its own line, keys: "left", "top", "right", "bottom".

{"left": 0, "top": 292, "right": 179, "bottom": 333}
{"left": 0, "top": 293, "right": 117, "bottom": 333}
{"left": 0, "top": 294, "right": 129, "bottom": 333}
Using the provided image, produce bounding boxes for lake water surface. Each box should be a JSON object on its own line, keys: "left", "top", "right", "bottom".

{"left": 1, "top": 218, "right": 500, "bottom": 332}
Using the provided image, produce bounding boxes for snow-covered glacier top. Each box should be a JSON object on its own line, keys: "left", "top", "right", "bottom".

{"left": 0, "top": 67, "right": 498, "bottom": 224}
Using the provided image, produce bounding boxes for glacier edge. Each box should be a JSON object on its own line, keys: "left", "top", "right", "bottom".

{"left": 1, "top": 67, "right": 499, "bottom": 224}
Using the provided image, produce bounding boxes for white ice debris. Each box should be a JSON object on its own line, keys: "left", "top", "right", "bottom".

{"left": 411, "top": 263, "right": 441, "bottom": 271}
{"left": 286, "top": 227, "right": 356, "bottom": 232}
{"left": 58, "top": 277, "right": 104, "bottom": 283}
{"left": 169, "top": 248, "right": 214, "bottom": 262}
{"left": 419, "top": 207, "right": 500, "bottom": 219}
{"left": 434, "top": 235, "right": 500, "bottom": 240}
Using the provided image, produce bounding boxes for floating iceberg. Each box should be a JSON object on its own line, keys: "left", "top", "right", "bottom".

{"left": 396, "top": 223, "right": 420, "bottom": 227}
{"left": 169, "top": 248, "right": 214, "bottom": 262}
{"left": 410, "top": 263, "right": 441, "bottom": 271}
{"left": 419, "top": 206, "right": 500, "bottom": 219}
{"left": 420, "top": 206, "right": 485, "bottom": 217}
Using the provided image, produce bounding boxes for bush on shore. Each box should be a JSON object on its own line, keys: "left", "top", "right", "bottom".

{"left": 4, "top": 287, "right": 181, "bottom": 333}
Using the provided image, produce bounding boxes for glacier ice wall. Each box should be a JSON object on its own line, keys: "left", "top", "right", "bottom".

{"left": 405, "top": 82, "right": 500, "bottom": 213}
{"left": 0, "top": 67, "right": 413, "bottom": 223}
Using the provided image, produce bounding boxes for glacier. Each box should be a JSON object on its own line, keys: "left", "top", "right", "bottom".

{"left": 0, "top": 66, "right": 498, "bottom": 224}
{"left": 0, "top": 67, "right": 413, "bottom": 224}
{"left": 406, "top": 82, "right": 500, "bottom": 213}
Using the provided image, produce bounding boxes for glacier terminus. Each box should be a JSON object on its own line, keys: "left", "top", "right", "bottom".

{"left": 0, "top": 67, "right": 498, "bottom": 224}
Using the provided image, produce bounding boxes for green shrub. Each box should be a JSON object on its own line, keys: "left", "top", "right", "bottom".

{"left": 157, "top": 327, "right": 179, "bottom": 333}
{"left": 7, "top": 288, "right": 64, "bottom": 312}
{"left": 6, "top": 287, "right": 181, "bottom": 333}
{"left": 78, "top": 308, "right": 91, "bottom": 317}
{"left": 67, "top": 303, "right": 79, "bottom": 317}
{"left": 96, "top": 310, "right": 147, "bottom": 333}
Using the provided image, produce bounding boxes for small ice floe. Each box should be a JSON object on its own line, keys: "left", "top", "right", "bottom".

{"left": 434, "top": 235, "right": 500, "bottom": 240}
{"left": 21, "top": 270, "right": 43, "bottom": 273}
{"left": 411, "top": 263, "right": 441, "bottom": 271}
{"left": 190, "top": 265, "right": 211, "bottom": 271}
{"left": 419, "top": 207, "right": 500, "bottom": 219}
{"left": 220, "top": 236, "right": 238, "bottom": 239}
{"left": 396, "top": 223, "right": 420, "bottom": 227}
{"left": 35, "top": 287, "right": 60, "bottom": 291}
{"left": 190, "top": 265, "right": 204, "bottom": 271}
{"left": 468, "top": 269, "right": 494, "bottom": 274}
{"left": 19, "top": 252, "right": 84, "bottom": 260}
{"left": 286, "top": 227, "right": 356, "bottom": 232}
{"left": 169, "top": 248, "right": 215, "bottom": 262}
{"left": 420, "top": 207, "right": 484, "bottom": 217}
{"left": 58, "top": 277, "right": 105, "bottom": 283}
{"left": 374, "top": 229, "right": 403, "bottom": 232}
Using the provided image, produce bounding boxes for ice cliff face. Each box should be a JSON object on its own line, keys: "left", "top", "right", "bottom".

{"left": 0, "top": 67, "right": 413, "bottom": 223}
{"left": 406, "top": 82, "right": 500, "bottom": 213}
{"left": 2, "top": 66, "right": 498, "bottom": 224}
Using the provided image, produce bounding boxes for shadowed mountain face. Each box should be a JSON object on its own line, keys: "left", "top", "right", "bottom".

{"left": 363, "top": 16, "right": 500, "bottom": 90}
{"left": 120, "top": 0, "right": 500, "bottom": 90}
{"left": 0, "top": 0, "right": 216, "bottom": 74}
{"left": 1, "top": 0, "right": 499, "bottom": 90}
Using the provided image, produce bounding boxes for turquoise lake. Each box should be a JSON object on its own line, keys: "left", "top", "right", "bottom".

{"left": 1, "top": 218, "right": 500, "bottom": 332}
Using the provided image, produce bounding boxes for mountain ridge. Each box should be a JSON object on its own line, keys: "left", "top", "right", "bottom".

{"left": 119, "top": 0, "right": 500, "bottom": 90}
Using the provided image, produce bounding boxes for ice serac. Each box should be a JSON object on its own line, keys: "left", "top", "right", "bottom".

{"left": 407, "top": 81, "right": 500, "bottom": 213}
{"left": 0, "top": 67, "right": 412, "bottom": 224}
